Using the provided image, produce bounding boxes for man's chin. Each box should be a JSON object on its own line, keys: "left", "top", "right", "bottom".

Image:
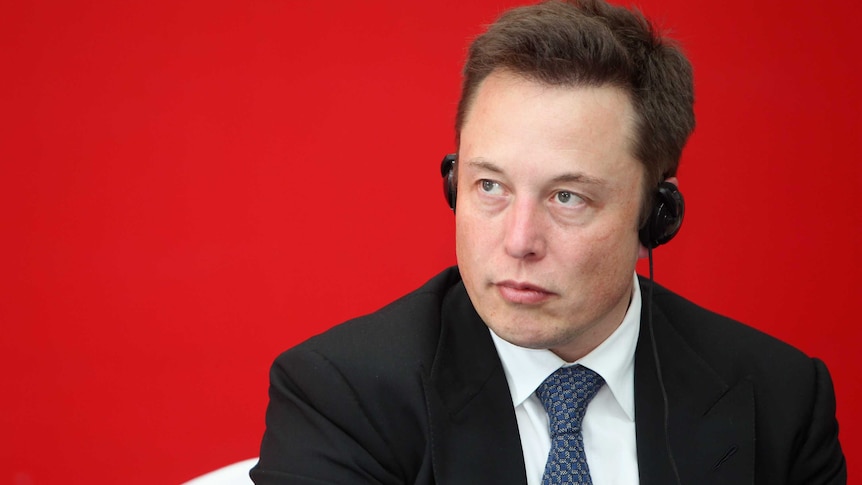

{"left": 489, "top": 323, "right": 563, "bottom": 351}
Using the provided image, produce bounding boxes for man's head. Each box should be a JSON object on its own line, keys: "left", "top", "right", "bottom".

{"left": 453, "top": 0, "right": 694, "bottom": 361}
{"left": 456, "top": 0, "right": 694, "bottom": 214}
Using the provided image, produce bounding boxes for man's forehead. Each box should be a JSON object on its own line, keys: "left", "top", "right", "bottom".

{"left": 462, "top": 73, "right": 637, "bottom": 141}
{"left": 468, "top": 70, "right": 635, "bottom": 117}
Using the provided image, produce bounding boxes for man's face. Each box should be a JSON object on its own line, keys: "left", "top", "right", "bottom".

{"left": 456, "top": 70, "right": 644, "bottom": 362}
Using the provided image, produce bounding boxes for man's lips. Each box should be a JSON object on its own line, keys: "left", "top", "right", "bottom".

{"left": 495, "top": 280, "right": 555, "bottom": 305}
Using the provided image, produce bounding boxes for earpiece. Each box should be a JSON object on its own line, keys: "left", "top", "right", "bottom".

{"left": 441, "top": 153, "right": 457, "bottom": 211}
{"left": 638, "top": 181, "right": 684, "bottom": 249}
{"left": 440, "top": 152, "right": 684, "bottom": 249}
{"left": 643, "top": 183, "right": 685, "bottom": 485}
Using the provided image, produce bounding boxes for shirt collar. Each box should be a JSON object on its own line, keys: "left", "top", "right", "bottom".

{"left": 489, "top": 272, "right": 641, "bottom": 421}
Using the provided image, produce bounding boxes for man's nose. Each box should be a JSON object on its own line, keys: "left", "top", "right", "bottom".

{"left": 503, "top": 198, "right": 547, "bottom": 260}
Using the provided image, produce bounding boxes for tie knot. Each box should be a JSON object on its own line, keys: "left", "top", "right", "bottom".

{"left": 536, "top": 365, "right": 605, "bottom": 436}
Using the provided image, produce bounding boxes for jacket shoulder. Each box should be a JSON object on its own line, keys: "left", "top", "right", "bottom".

{"left": 639, "top": 277, "right": 846, "bottom": 483}
{"left": 255, "top": 268, "right": 465, "bottom": 483}
{"left": 641, "top": 276, "right": 812, "bottom": 369}
{"left": 301, "top": 266, "right": 459, "bottom": 358}
{"left": 276, "top": 266, "right": 462, "bottom": 381}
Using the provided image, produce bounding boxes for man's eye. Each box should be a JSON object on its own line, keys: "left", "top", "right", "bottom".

{"left": 480, "top": 180, "right": 502, "bottom": 194}
{"left": 555, "top": 191, "right": 583, "bottom": 206}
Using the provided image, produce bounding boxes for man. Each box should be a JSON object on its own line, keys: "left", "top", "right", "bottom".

{"left": 252, "top": 1, "right": 846, "bottom": 483}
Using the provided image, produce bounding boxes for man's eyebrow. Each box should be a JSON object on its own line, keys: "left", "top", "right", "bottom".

{"left": 550, "top": 172, "right": 608, "bottom": 186}
{"left": 464, "top": 158, "right": 608, "bottom": 186}
{"left": 464, "top": 159, "right": 504, "bottom": 174}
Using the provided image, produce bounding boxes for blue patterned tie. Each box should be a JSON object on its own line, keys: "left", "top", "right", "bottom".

{"left": 536, "top": 365, "right": 605, "bottom": 484}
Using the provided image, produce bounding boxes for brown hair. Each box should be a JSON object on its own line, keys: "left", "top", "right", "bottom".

{"left": 456, "top": 0, "right": 695, "bottom": 215}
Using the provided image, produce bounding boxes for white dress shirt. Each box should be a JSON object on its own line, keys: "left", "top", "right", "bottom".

{"left": 489, "top": 272, "right": 642, "bottom": 485}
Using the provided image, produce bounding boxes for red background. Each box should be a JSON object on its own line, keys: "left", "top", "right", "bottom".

{"left": 2, "top": 0, "right": 859, "bottom": 482}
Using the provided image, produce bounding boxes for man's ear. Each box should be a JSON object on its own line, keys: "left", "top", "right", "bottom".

{"left": 638, "top": 177, "right": 680, "bottom": 259}
{"left": 638, "top": 244, "right": 650, "bottom": 259}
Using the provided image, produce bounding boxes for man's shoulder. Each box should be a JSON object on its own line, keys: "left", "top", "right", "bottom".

{"left": 639, "top": 278, "right": 845, "bottom": 483}
{"left": 641, "top": 276, "right": 815, "bottom": 374}
{"left": 279, "top": 266, "right": 463, "bottom": 371}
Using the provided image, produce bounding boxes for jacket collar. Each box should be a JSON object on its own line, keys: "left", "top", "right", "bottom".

{"left": 635, "top": 277, "right": 755, "bottom": 485}
{"left": 422, "top": 273, "right": 756, "bottom": 485}
{"left": 425, "top": 280, "right": 527, "bottom": 484}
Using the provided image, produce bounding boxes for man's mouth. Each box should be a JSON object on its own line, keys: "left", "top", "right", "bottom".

{"left": 495, "top": 280, "right": 555, "bottom": 305}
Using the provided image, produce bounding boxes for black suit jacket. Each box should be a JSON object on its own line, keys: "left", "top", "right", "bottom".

{"left": 252, "top": 267, "right": 846, "bottom": 484}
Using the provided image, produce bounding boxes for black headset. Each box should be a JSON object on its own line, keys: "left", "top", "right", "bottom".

{"left": 440, "top": 153, "right": 684, "bottom": 248}
{"left": 440, "top": 153, "right": 458, "bottom": 211}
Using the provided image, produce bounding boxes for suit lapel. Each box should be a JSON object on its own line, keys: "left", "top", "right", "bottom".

{"left": 421, "top": 276, "right": 757, "bottom": 484}
{"left": 635, "top": 285, "right": 755, "bottom": 485}
{"left": 424, "top": 281, "right": 527, "bottom": 485}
